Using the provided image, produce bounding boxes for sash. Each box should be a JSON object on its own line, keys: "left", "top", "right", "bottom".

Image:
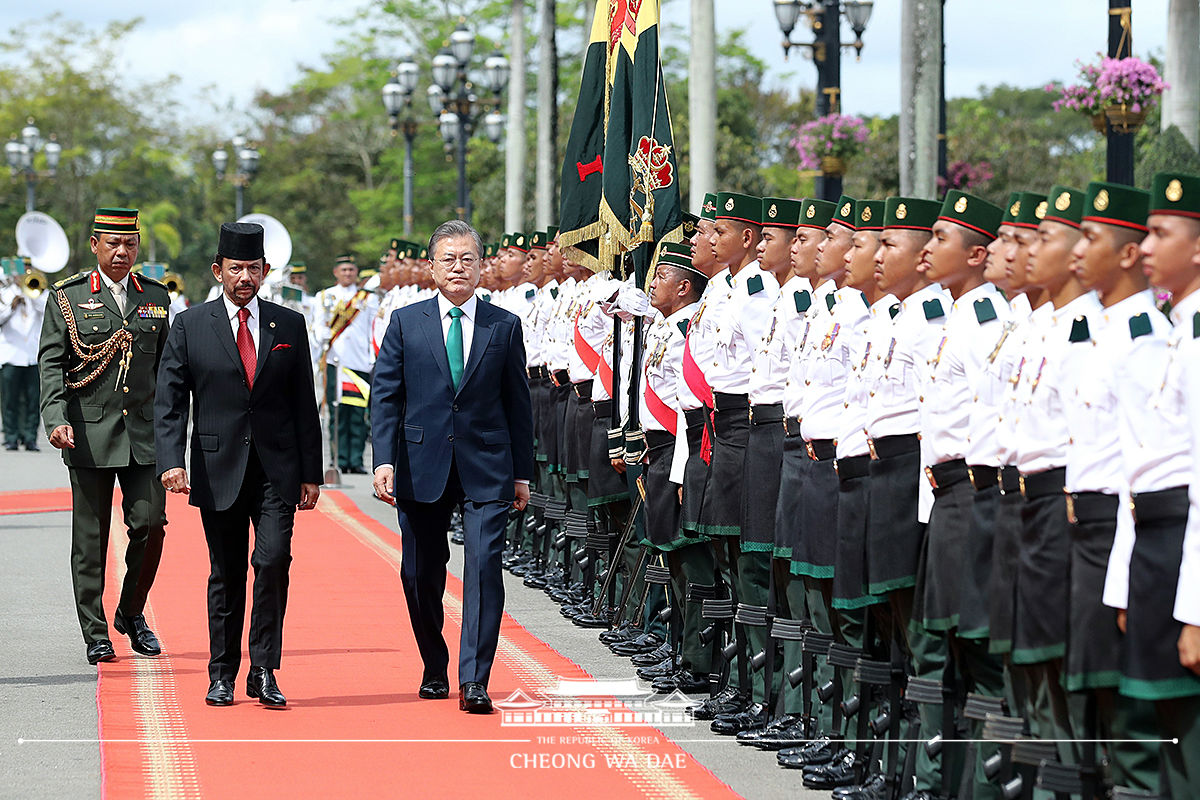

{"left": 573, "top": 315, "right": 601, "bottom": 373}
{"left": 643, "top": 379, "right": 677, "bottom": 436}
{"left": 597, "top": 352, "right": 614, "bottom": 398}
{"left": 339, "top": 367, "right": 371, "bottom": 408}
{"left": 329, "top": 289, "right": 369, "bottom": 344}
{"left": 681, "top": 335, "right": 714, "bottom": 463}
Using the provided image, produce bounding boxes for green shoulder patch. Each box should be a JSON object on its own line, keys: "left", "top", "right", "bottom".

{"left": 677, "top": 320, "right": 689, "bottom": 336}
{"left": 1193, "top": 311, "right": 1200, "bottom": 339}
{"left": 923, "top": 298, "right": 945, "bottom": 320}
{"left": 974, "top": 297, "right": 997, "bottom": 324}
{"left": 1129, "top": 312, "right": 1152, "bottom": 339}
{"left": 793, "top": 290, "right": 811, "bottom": 313}
{"left": 550, "top": 287, "right": 559, "bottom": 299}
{"left": 889, "top": 303, "right": 901, "bottom": 320}
{"left": 1068, "top": 315, "right": 1090, "bottom": 343}
{"left": 525, "top": 289, "right": 536, "bottom": 300}
{"left": 825, "top": 293, "right": 836, "bottom": 312}
{"left": 746, "top": 275, "right": 764, "bottom": 295}
{"left": 481, "top": 293, "right": 492, "bottom": 303}
{"left": 725, "top": 273, "right": 733, "bottom": 287}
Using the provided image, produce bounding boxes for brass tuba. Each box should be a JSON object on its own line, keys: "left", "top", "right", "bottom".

{"left": 164, "top": 272, "right": 185, "bottom": 299}
{"left": 22, "top": 269, "right": 47, "bottom": 298}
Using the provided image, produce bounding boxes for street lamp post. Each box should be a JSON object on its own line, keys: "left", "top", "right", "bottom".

{"left": 212, "top": 136, "right": 260, "bottom": 218}
{"left": 383, "top": 59, "right": 421, "bottom": 237}
{"left": 774, "top": 1, "right": 874, "bottom": 201}
{"left": 5, "top": 118, "right": 62, "bottom": 213}
{"left": 428, "top": 23, "right": 510, "bottom": 223}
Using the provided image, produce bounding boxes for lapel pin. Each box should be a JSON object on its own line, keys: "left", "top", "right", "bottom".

{"left": 270, "top": 321, "right": 276, "bottom": 328}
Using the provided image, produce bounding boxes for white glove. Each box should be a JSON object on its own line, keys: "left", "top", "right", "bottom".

{"left": 612, "top": 284, "right": 650, "bottom": 321}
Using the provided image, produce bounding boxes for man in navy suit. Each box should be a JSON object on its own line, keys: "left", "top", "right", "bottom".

{"left": 155, "top": 222, "right": 323, "bottom": 708}
{"left": 372, "top": 219, "right": 534, "bottom": 714}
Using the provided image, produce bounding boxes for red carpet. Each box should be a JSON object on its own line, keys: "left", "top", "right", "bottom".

{"left": 93, "top": 489, "right": 741, "bottom": 799}
{"left": 0, "top": 488, "right": 73, "bottom": 515}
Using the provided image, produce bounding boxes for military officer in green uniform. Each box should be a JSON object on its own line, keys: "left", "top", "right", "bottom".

{"left": 39, "top": 208, "right": 171, "bottom": 665}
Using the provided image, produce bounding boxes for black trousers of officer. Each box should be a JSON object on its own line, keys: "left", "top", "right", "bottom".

{"left": 199, "top": 447, "right": 294, "bottom": 681}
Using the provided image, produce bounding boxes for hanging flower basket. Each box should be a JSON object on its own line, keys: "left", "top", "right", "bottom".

{"left": 792, "top": 113, "right": 869, "bottom": 176}
{"left": 820, "top": 156, "right": 845, "bottom": 176}
{"left": 1105, "top": 104, "right": 1148, "bottom": 134}
{"left": 1091, "top": 113, "right": 1108, "bottom": 134}
{"left": 1048, "top": 55, "right": 1166, "bottom": 135}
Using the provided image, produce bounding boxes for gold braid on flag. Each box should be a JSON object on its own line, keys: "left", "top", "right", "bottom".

{"left": 54, "top": 289, "right": 133, "bottom": 390}
{"left": 326, "top": 289, "right": 369, "bottom": 348}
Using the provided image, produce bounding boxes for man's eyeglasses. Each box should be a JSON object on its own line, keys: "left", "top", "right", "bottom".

{"left": 437, "top": 254, "right": 479, "bottom": 268}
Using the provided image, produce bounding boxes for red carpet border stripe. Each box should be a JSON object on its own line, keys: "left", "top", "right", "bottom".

{"left": 0, "top": 488, "right": 73, "bottom": 515}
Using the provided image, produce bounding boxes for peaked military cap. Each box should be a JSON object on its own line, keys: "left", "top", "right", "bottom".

{"left": 662, "top": 241, "right": 692, "bottom": 258}
{"left": 716, "top": 192, "right": 762, "bottom": 226}
{"left": 93, "top": 208, "right": 139, "bottom": 235}
{"left": 799, "top": 198, "right": 836, "bottom": 230}
{"left": 884, "top": 197, "right": 940, "bottom": 231}
{"left": 1148, "top": 172, "right": 1200, "bottom": 219}
{"left": 335, "top": 253, "right": 356, "bottom": 265}
{"left": 1082, "top": 181, "right": 1149, "bottom": 232}
{"left": 657, "top": 250, "right": 705, "bottom": 277}
{"left": 289, "top": 261, "right": 307, "bottom": 274}
{"left": 938, "top": 190, "right": 1003, "bottom": 241}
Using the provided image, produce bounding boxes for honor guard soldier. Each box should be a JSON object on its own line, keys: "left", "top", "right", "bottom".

{"left": 39, "top": 208, "right": 170, "bottom": 665}
{"left": 315, "top": 254, "right": 378, "bottom": 473}
{"left": 1102, "top": 175, "right": 1200, "bottom": 798}
{"left": 0, "top": 268, "right": 48, "bottom": 450}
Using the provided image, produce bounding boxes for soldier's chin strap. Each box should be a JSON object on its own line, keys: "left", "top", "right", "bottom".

{"left": 55, "top": 290, "right": 132, "bottom": 391}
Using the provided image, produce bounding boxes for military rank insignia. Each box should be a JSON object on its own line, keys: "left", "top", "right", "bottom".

{"left": 922, "top": 299, "right": 944, "bottom": 320}
{"left": 137, "top": 304, "right": 168, "bottom": 319}
{"left": 974, "top": 297, "right": 997, "bottom": 324}
{"left": 1069, "top": 315, "right": 1090, "bottom": 343}
{"left": 77, "top": 299, "right": 105, "bottom": 311}
{"left": 794, "top": 290, "right": 811, "bottom": 313}
{"left": 746, "top": 275, "right": 764, "bottom": 295}
{"left": 1129, "top": 312, "right": 1152, "bottom": 340}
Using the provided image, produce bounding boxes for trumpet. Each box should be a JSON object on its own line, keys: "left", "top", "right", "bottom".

{"left": 22, "top": 269, "right": 46, "bottom": 299}
{"left": 164, "top": 272, "right": 185, "bottom": 299}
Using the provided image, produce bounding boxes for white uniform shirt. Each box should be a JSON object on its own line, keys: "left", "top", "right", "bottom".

{"left": 799, "top": 287, "right": 871, "bottom": 442}
{"left": 0, "top": 284, "right": 47, "bottom": 367}
{"left": 748, "top": 274, "right": 811, "bottom": 406}
{"left": 837, "top": 294, "right": 899, "bottom": 458}
{"left": 316, "top": 283, "right": 379, "bottom": 373}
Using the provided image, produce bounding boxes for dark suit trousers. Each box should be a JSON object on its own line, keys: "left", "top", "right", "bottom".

{"left": 68, "top": 461, "right": 167, "bottom": 644}
{"left": 199, "top": 447, "right": 294, "bottom": 681}
{"left": 395, "top": 460, "right": 509, "bottom": 687}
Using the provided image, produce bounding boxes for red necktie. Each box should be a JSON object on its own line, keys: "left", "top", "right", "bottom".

{"left": 237, "top": 307, "right": 256, "bottom": 389}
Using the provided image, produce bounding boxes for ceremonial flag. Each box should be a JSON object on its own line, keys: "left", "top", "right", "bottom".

{"left": 559, "top": 1, "right": 683, "bottom": 278}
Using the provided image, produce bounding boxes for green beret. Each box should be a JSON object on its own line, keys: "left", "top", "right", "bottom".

{"left": 799, "top": 198, "right": 836, "bottom": 230}
{"left": 418, "top": 247, "right": 428, "bottom": 260}
{"left": 389, "top": 238, "right": 402, "bottom": 251}
{"left": 510, "top": 232, "right": 530, "bottom": 253}
{"left": 1008, "top": 192, "right": 1048, "bottom": 230}
{"left": 716, "top": 192, "right": 762, "bottom": 226}
{"left": 405, "top": 245, "right": 420, "bottom": 259}
{"left": 1149, "top": 172, "right": 1200, "bottom": 219}
{"left": 855, "top": 199, "right": 884, "bottom": 232}
{"left": 699, "top": 192, "right": 718, "bottom": 221}
{"left": 832, "top": 195, "right": 858, "bottom": 230}
{"left": 762, "top": 197, "right": 801, "bottom": 228}
{"left": 938, "top": 190, "right": 1003, "bottom": 241}
{"left": 531, "top": 230, "right": 548, "bottom": 250}
{"left": 500, "top": 233, "right": 512, "bottom": 249}
{"left": 546, "top": 225, "right": 559, "bottom": 240}
{"left": 1043, "top": 186, "right": 1085, "bottom": 228}
{"left": 1082, "top": 181, "right": 1149, "bottom": 232}
{"left": 484, "top": 243, "right": 497, "bottom": 258}
{"left": 681, "top": 211, "right": 700, "bottom": 239}
{"left": 884, "top": 197, "right": 940, "bottom": 231}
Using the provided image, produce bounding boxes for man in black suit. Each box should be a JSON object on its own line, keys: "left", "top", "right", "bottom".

{"left": 155, "top": 223, "right": 322, "bottom": 708}
{"left": 372, "top": 219, "right": 534, "bottom": 714}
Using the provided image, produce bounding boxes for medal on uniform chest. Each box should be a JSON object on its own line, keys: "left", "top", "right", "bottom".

{"left": 1010, "top": 356, "right": 1026, "bottom": 387}
{"left": 859, "top": 341, "right": 872, "bottom": 371}
{"left": 797, "top": 320, "right": 813, "bottom": 351}
{"left": 136, "top": 304, "right": 167, "bottom": 319}
{"left": 821, "top": 322, "right": 840, "bottom": 351}
{"left": 883, "top": 337, "right": 897, "bottom": 370}
{"left": 931, "top": 335, "right": 948, "bottom": 372}
{"left": 1030, "top": 357, "right": 1047, "bottom": 393}
{"left": 764, "top": 317, "right": 777, "bottom": 346}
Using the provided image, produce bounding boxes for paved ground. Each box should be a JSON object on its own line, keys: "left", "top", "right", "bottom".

{"left": 0, "top": 433, "right": 827, "bottom": 799}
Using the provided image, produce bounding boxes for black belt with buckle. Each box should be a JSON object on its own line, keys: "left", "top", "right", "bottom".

{"left": 592, "top": 399, "right": 612, "bottom": 416}
{"left": 683, "top": 407, "right": 707, "bottom": 430}
{"left": 750, "top": 402, "right": 784, "bottom": 425}
{"left": 998, "top": 465, "right": 1020, "bottom": 495}
{"left": 924, "top": 458, "right": 968, "bottom": 489}
{"left": 572, "top": 380, "right": 593, "bottom": 400}
{"left": 1131, "top": 485, "right": 1189, "bottom": 524}
{"left": 1019, "top": 466, "right": 1066, "bottom": 499}
{"left": 835, "top": 454, "right": 870, "bottom": 480}
{"left": 713, "top": 392, "right": 749, "bottom": 413}
{"left": 1065, "top": 491, "right": 1119, "bottom": 525}
{"left": 867, "top": 433, "right": 919, "bottom": 461}
{"left": 805, "top": 439, "right": 837, "bottom": 461}
{"left": 551, "top": 369, "right": 570, "bottom": 387}
{"left": 782, "top": 415, "right": 803, "bottom": 438}
{"left": 968, "top": 465, "right": 996, "bottom": 492}
{"left": 526, "top": 365, "right": 548, "bottom": 380}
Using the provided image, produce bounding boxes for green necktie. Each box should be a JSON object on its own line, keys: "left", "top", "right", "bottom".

{"left": 447, "top": 306, "right": 465, "bottom": 389}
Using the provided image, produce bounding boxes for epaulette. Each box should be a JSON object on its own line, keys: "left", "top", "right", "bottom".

{"left": 922, "top": 298, "right": 944, "bottom": 320}
{"left": 1068, "top": 315, "right": 1090, "bottom": 343}
{"left": 746, "top": 275, "right": 764, "bottom": 295}
{"left": 677, "top": 320, "right": 689, "bottom": 336}
{"left": 974, "top": 297, "right": 997, "bottom": 324}
{"left": 1129, "top": 312, "right": 1152, "bottom": 340}
{"left": 825, "top": 293, "right": 836, "bottom": 312}
{"left": 889, "top": 303, "right": 900, "bottom": 320}
{"left": 794, "top": 290, "right": 811, "bottom": 313}
{"left": 53, "top": 272, "right": 87, "bottom": 291}
{"left": 525, "top": 289, "right": 536, "bottom": 300}
{"left": 134, "top": 273, "right": 167, "bottom": 288}
{"left": 550, "top": 287, "right": 559, "bottom": 299}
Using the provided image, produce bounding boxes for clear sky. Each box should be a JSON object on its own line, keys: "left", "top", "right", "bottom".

{"left": 0, "top": 1, "right": 1172, "bottom": 125}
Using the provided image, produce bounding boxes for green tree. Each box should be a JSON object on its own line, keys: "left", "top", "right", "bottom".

{"left": 139, "top": 200, "right": 182, "bottom": 262}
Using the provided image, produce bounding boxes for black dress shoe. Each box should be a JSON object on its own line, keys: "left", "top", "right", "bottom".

{"left": 113, "top": 609, "right": 162, "bottom": 656}
{"left": 419, "top": 675, "right": 450, "bottom": 699}
{"left": 752, "top": 717, "right": 816, "bottom": 750}
{"left": 737, "top": 713, "right": 803, "bottom": 744}
{"left": 711, "top": 703, "right": 767, "bottom": 735}
{"left": 692, "top": 688, "right": 743, "bottom": 720}
{"left": 833, "top": 774, "right": 887, "bottom": 800}
{"left": 86, "top": 639, "right": 116, "bottom": 665}
{"left": 346, "top": 465, "right": 368, "bottom": 474}
{"left": 205, "top": 680, "right": 234, "bottom": 706}
{"left": 459, "top": 681, "right": 493, "bottom": 714}
{"left": 23, "top": 442, "right": 39, "bottom": 452}
{"left": 246, "top": 666, "right": 287, "bottom": 708}
{"left": 4, "top": 442, "right": 18, "bottom": 451}
{"left": 802, "top": 749, "right": 857, "bottom": 788}
{"left": 777, "top": 738, "right": 840, "bottom": 768}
